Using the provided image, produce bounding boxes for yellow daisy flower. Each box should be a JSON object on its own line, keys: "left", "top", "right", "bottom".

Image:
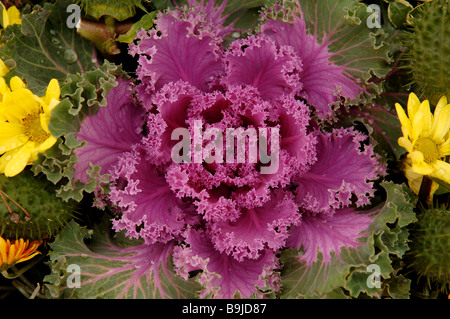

{"left": 0, "top": 76, "right": 60, "bottom": 177}
{"left": 0, "top": 236, "right": 41, "bottom": 272}
{"left": 395, "top": 93, "right": 450, "bottom": 193}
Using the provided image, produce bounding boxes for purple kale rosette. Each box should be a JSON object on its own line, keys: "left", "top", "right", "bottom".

{"left": 73, "top": 0, "right": 384, "bottom": 298}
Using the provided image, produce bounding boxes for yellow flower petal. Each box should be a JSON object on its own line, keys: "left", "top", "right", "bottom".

{"left": 432, "top": 104, "right": 450, "bottom": 142}
{"left": 0, "top": 77, "right": 10, "bottom": 97}
{"left": 410, "top": 106, "right": 424, "bottom": 142}
{"left": 430, "top": 160, "right": 450, "bottom": 185}
{"left": 431, "top": 95, "right": 448, "bottom": 132}
{"left": 0, "top": 122, "right": 28, "bottom": 154}
{"left": 395, "top": 103, "right": 411, "bottom": 139}
{"left": 16, "top": 250, "right": 40, "bottom": 263}
{"left": 0, "top": 151, "right": 9, "bottom": 173}
{"left": 2, "top": 7, "right": 9, "bottom": 28}
{"left": 39, "top": 111, "right": 50, "bottom": 133}
{"left": 409, "top": 151, "right": 434, "bottom": 175}
{"left": 0, "top": 237, "right": 7, "bottom": 263}
{"left": 25, "top": 240, "right": 41, "bottom": 255}
{"left": 407, "top": 92, "right": 421, "bottom": 120}
{"left": 14, "top": 239, "right": 25, "bottom": 259}
{"left": 44, "top": 79, "right": 60, "bottom": 106}
{"left": 7, "top": 243, "right": 15, "bottom": 264}
{"left": 0, "top": 58, "right": 10, "bottom": 77}
{"left": 14, "top": 241, "right": 23, "bottom": 260}
{"left": 0, "top": 134, "right": 28, "bottom": 154}
{"left": 3, "top": 141, "right": 34, "bottom": 177}
{"left": 7, "top": 6, "right": 21, "bottom": 25}
{"left": 34, "top": 135, "right": 57, "bottom": 154}
{"left": 46, "top": 98, "right": 60, "bottom": 114}
{"left": 398, "top": 136, "right": 413, "bottom": 152}
{"left": 32, "top": 94, "right": 47, "bottom": 110}
{"left": 0, "top": 102, "right": 9, "bottom": 122}
{"left": 3, "top": 88, "right": 40, "bottom": 118}
{"left": 418, "top": 100, "right": 432, "bottom": 135}
{"left": 0, "top": 121, "right": 24, "bottom": 137}
{"left": 3, "top": 6, "right": 21, "bottom": 28}
{"left": 9, "top": 76, "right": 26, "bottom": 91}
{"left": 439, "top": 137, "right": 450, "bottom": 156}
{"left": 404, "top": 163, "right": 439, "bottom": 201}
{"left": 404, "top": 164, "right": 422, "bottom": 195}
{"left": 409, "top": 150, "right": 424, "bottom": 162}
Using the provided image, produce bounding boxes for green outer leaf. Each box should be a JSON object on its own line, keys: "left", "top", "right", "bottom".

{"left": 297, "top": 0, "right": 392, "bottom": 102}
{"left": 0, "top": 0, "right": 95, "bottom": 95}
{"left": 279, "top": 250, "right": 349, "bottom": 298}
{"left": 77, "top": 0, "right": 148, "bottom": 21}
{"left": 220, "top": 0, "right": 267, "bottom": 30}
{"left": 116, "top": 11, "right": 157, "bottom": 43}
{"left": 388, "top": 1, "right": 413, "bottom": 28}
{"left": 31, "top": 139, "right": 90, "bottom": 202}
{"left": 48, "top": 99, "right": 82, "bottom": 147}
{"left": 44, "top": 220, "right": 201, "bottom": 299}
{"left": 338, "top": 103, "right": 405, "bottom": 160}
{"left": 279, "top": 181, "right": 417, "bottom": 298}
{"left": 384, "top": 274, "right": 411, "bottom": 299}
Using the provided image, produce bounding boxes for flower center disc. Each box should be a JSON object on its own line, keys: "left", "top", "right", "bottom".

{"left": 22, "top": 112, "right": 50, "bottom": 144}
{"left": 414, "top": 137, "right": 440, "bottom": 164}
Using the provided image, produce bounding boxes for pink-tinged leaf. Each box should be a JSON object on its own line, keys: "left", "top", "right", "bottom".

{"left": 184, "top": 0, "right": 236, "bottom": 37}
{"left": 74, "top": 78, "right": 145, "bottom": 183}
{"left": 294, "top": 128, "right": 384, "bottom": 214}
{"left": 109, "top": 150, "right": 199, "bottom": 245}
{"left": 260, "top": 11, "right": 361, "bottom": 117}
{"left": 223, "top": 35, "right": 303, "bottom": 101}
{"left": 130, "top": 13, "right": 224, "bottom": 94}
{"left": 44, "top": 221, "right": 201, "bottom": 299}
{"left": 143, "top": 81, "right": 202, "bottom": 164}
{"left": 173, "top": 229, "right": 280, "bottom": 298}
{"left": 286, "top": 207, "right": 373, "bottom": 265}
{"left": 210, "top": 189, "right": 300, "bottom": 261}
{"left": 273, "top": 94, "right": 317, "bottom": 174}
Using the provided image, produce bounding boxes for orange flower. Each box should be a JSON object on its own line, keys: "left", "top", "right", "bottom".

{"left": 0, "top": 236, "right": 41, "bottom": 271}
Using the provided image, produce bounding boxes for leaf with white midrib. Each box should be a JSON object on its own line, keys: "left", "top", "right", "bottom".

{"left": 44, "top": 220, "right": 202, "bottom": 299}
{"left": 298, "top": 0, "right": 392, "bottom": 98}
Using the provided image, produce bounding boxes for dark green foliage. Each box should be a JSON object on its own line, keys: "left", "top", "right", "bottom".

{"left": 0, "top": 169, "right": 75, "bottom": 240}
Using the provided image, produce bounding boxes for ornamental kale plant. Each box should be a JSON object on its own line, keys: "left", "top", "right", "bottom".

{"left": 72, "top": 1, "right": 385, "bottom": 298}
{"left": 0, "top": 0, "right": 448, "bottom": 300}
